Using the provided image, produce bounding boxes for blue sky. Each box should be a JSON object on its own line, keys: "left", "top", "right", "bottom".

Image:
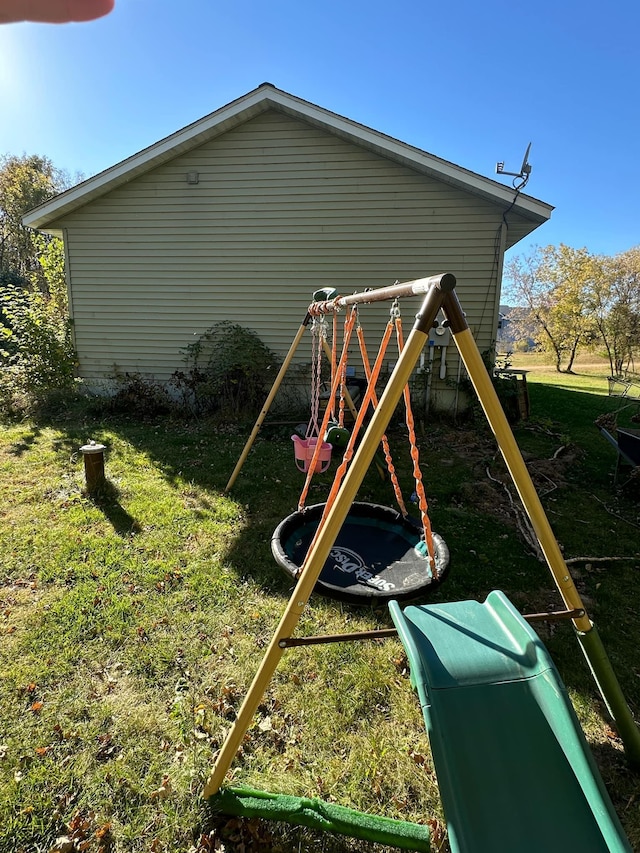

{"left": 1, "top": 0, "right": 638, "bottom": 262}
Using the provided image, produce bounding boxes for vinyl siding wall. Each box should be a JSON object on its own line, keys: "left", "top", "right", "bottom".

{"left": 56, "top": 110, "right": 508, "bottom": 402}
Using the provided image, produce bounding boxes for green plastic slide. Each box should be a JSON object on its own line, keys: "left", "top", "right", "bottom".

{"left": 389, "top": 591, "right": 632, "bottom": 853}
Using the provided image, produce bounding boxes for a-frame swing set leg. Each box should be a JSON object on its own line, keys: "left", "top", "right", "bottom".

{"left": 206, "top": 272, "right": 640, "bottom": 803}
{"left": 205, "top": 275, "right": 455, "bottom": 798}
{"left": 224, "top": 309, "right": 361, "bottom": 493}
{"left": 224, "top": 312, "right": 311, "bottom": 492}
{"left": 446, "top": 292, "right": 640, "bottom": 766}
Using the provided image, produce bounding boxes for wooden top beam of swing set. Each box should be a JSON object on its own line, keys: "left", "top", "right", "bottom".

{"left": 308, "top": 273, "right": 457, "bottom": 315}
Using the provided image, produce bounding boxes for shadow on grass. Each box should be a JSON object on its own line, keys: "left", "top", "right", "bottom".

{"left": 25, "top": 386, "right": 640, "bottom": 637}
{"left": 26, "top": 381, "right": 628, "bottom": 499}
{"left": 8, "top": 426, "right": 41, "bottom": 456}
{"left": 88, "top": 479, "right": 142, "bottom": 536}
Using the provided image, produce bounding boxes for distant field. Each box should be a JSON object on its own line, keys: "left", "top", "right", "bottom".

{"left": 505, "top": 352, "right": 618, "bottom": 397}
{"left": 508, "top": 351, "right": 611, "bottom": 373}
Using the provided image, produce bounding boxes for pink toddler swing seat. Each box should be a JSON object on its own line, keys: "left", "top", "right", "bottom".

{"left": 291, "top": 434, "right": 332, "bottom": 474}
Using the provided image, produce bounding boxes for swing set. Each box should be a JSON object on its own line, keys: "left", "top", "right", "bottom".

{"left": 277, "top": 292, "right": 450, "bottom": 603}
{"left": 212, "top": 273, "right": 639, "bottom": 852}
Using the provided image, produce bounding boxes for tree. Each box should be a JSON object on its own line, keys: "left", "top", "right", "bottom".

{"left": 33, "top": 232, "right": 68, "bottom": 317}
{"left": 586, "top": 247, "right": 640, "bottom": 377}
{"left": 503, "top": 245, "right": 597, "bottom": 372}
{"left": 0, "top": 154, "right": 78, "bottom": 406}
{"left": 0, "top": 154, "right": 64, "bottom": 279}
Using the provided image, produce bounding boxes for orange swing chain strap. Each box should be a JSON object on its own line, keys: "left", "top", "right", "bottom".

{"left": 337, "top": 312, "right": 349, "bottom": 429}
{"left": 297, "top": 307, "right": 358, "bottom": 512}
{"left": 297, "top": 317, "right": 395, "bottom": 569}
{"left": 320, "top": 320, "right": 393, "bottom": 514}
{"left": 356, "top": 323, "right": 409, "bottom": 518}
{"left": 330, "top": 312, "right": 338, "bottom": 421}
{"left": 394, "top": 315, "right": 436, "bottom": 568}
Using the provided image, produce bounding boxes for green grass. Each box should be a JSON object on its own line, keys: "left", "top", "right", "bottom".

{"left": 1, "top": 358, "right": 639, "bottom": 852}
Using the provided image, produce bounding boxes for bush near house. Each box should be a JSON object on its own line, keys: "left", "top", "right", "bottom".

{"left": 0, "top": 277, "right": 76, "bottom": 414}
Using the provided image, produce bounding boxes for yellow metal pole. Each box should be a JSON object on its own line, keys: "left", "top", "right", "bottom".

{"left": 225, "top": 315, "right": 311, "bottom": 492}
{"left": 443, "top": 290, "right": 640, "bottom": 762}
{"left": 203, "top": 277, "right": 453, "bottom": 798}
{"left": 443, "top": 291, "right": 590, "bottom": 631}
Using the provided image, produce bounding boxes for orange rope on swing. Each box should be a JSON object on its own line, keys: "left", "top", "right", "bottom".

{"left": 295, "top": 316, "right": 395, "bottom": 575}
{"left": 356, "top": 321, "right": 409, "bottom": 518}
{"left": 337, "top": 311, "right": 349, "bottom": 429}
{"left": 296, "top": 298, "right": 437, "bottom": 577}
{"left": 330, "top": 312, "right": 338, "bottom": 421}
{"left": 394, "top": 315, "right": 436, "bottom": 569}
{"left": 297, "top": 307, "right": 358, "bottom": 512}
{"left": 314, "top": 318, "right": 393, "bottom": 521}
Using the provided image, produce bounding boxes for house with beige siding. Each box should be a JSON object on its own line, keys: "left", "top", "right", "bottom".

{"left": 24, "top": 83, "right": 552, "bottom": 412}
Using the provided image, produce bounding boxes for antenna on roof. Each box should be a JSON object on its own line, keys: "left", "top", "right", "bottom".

{"left": 495, "top": 142, "right": 532, "bottom": 190}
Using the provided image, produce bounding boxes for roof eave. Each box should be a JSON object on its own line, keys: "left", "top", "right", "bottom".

{"left": 23, "top": 84, "right": 553, "bottom": 231}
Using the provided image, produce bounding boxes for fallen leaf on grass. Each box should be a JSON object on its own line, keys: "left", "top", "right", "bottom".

{"left": 258, "top": 716, "right": 272, "bottom": 732}
{"left": 149, "top": 774, "right": 172, "bottom": 801}
{"left": 95, "top": 733, "right": 120, "bottom": 762}
{"left": 427, "top": 817, "right": 448, "bottom": 851}
{"left": 49, "top": 809, "right": 110, "bottom": 853}
{"left": 95, "top": 822, "right": 112, "bottom": 847}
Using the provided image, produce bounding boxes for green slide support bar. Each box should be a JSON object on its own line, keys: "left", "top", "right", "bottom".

{"left": 389, "top": 591, "right": 632, "bottom": 853}
{"left": 208, "top": 786, "right": 431, "bottom": 851}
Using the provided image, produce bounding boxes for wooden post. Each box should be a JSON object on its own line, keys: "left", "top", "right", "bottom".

{"left": 80, "top": 441, "right": 106, "bottom": 494}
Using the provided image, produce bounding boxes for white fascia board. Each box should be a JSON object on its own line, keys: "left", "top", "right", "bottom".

{"left": 23, "top": 84, "right": 553, "bottom": 230}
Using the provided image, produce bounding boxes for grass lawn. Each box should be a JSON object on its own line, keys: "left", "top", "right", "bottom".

{"left": 1, "top": 355, "right": 639, "bottom": 852}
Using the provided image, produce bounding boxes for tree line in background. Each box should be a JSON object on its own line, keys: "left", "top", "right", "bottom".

{"left": 502, "top": 244, "right": 640, "bottom": 375}
{"left": 0, "top": 153, "right": 78, "bottom": 408}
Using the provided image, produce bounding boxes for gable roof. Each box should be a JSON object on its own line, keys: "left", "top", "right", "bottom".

{"left": 23, "top": 83, "right": 553, "bottom": 232}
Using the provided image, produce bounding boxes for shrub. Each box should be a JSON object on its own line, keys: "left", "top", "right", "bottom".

{"left": 0, "top": 280, "right": 76, "bottom": 415}
{"left": 101, "top": 370, "right": 173, "bottom": 419}
{"left": 172, "top": 321, "right": 280, "bottom": 418}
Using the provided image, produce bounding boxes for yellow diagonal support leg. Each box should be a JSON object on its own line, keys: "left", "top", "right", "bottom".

{"left": 204, "top": 282, "right": 451, "bottom": 798}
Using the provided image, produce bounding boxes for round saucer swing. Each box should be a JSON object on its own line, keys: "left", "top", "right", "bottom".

{"left": 272, "top": 501, "right": 449, "bottom": 604}
{"left": 272, "top": 297, "right": 450, "bottom": 605}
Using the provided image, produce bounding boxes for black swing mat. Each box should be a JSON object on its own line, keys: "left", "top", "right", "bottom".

{"left": 271, "top": 502, "right": 449, "bottom": 604}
